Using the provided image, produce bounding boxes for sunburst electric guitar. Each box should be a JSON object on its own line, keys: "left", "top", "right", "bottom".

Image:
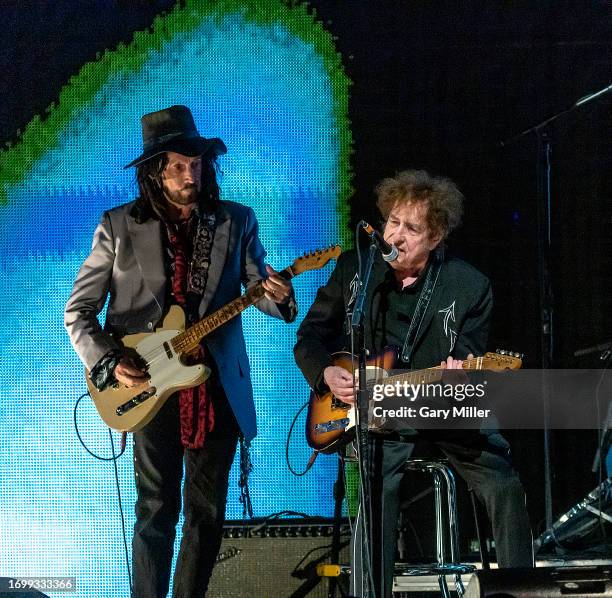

{"left": 86, "top": 246, "right": 341, "bottom": 431}
{"left": 306, "top": 347, "right": 523, "bottom": 453}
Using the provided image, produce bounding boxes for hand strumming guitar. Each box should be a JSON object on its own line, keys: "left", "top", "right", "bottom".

{"left": 323, "top": 365, "right": 355, "bottom": 404}
{"left": 114, "top": 357, "right": 149, "bottom": 388}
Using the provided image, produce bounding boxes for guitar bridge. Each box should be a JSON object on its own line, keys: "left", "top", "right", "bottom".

{"left": 314, "top": 418, "right": 349, "bottom": 435}
{"left": 116, "top": 388, "right": 156, "bottom": 416}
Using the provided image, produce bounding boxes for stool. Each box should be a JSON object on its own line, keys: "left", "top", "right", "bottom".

{"left": 395, "top": 459, "right": 476, "bottom": 597}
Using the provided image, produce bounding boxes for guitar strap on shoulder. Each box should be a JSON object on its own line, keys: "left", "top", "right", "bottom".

{"left": 400, "top": 251, "right": 443, "bottom": 365}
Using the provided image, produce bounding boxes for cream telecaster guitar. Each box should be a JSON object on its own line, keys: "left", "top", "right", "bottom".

{"left": 86, "top": 246, "right": 341, "bottom": 431}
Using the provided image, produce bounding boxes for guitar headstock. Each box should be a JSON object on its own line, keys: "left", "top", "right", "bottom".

{"left": 480, "top": 350, "right": 524, "bottom": 370}
{"left": 290, "top": 245, "right": 342, "bottom": 275}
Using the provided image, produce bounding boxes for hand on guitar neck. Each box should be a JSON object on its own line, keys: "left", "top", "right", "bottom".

{"left": 322, "top": 353, "right": 474, "bottom": 406}
{"left": 439, "top": 354, "right": 473, "bottom": 386}
{"left": 261, "top": 265, "right": 293, "bottom": 304}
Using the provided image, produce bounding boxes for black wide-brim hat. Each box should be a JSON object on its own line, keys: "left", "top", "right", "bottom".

{"left": 124, "top": 105, "right": 227, "bottom": 168}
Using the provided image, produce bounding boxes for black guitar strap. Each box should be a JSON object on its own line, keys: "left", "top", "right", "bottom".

{"left": 400, "top": 252, "right": 443, "bottom": 365}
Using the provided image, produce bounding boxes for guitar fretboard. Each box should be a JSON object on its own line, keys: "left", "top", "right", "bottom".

{"left": 171, "top": 267, "right": 293, "bottom": 354}
{"left": 379, "top": 356, "right": 487, "bottom": 387}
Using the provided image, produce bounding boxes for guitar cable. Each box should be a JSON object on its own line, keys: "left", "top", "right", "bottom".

{"left": 73, "top": 392, "right": 133, "bottom": 597}
{"left": 286, "top": 400, "right": 319, "bottom": 476}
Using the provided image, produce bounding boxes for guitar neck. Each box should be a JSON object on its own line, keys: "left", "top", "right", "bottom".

{"left": 171, "top": 266, "right": 294, "bottom": 354}
{"left": 383, "top": 357, "right": 485, "bottom": 386}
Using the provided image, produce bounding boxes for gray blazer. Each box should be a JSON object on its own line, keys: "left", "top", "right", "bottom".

{"left": 65, "top": 199, "right": 297, "bottom": 441}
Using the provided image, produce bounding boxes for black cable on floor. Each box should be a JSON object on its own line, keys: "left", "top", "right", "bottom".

{"left": 73, "top": 391, "right": 133, "bottom": 596}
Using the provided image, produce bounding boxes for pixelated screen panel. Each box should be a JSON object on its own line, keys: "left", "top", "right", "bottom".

{"left": 0, "top": 1, "right": 351, "bottom": 596}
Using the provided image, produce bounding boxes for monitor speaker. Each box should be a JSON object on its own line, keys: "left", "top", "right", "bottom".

{"left": 465, "top": 566, "right": 612, "bottom": 598}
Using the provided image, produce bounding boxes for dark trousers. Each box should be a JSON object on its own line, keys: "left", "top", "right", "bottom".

{"left": 351, "top": 432, "right": 534, "bottom": 598}
{"left": 132, "top": 390, "right": 239, "bottom": 598}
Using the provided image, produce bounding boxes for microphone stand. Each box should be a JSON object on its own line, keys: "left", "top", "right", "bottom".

{"left": 500, "top": 81, "right": 612, "bottom": 531}
{"left": 350, "top": 241, "right": 378, "bottom": 598}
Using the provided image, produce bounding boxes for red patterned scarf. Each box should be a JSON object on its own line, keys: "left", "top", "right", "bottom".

{"left": 166, "top": 220, "right": 214, "bottom": 449}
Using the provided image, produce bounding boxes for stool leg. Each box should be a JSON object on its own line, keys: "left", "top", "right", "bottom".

{"left": 436, "top": 466, "right": 459, "bottom": 562}
{"left": 403, "top": 461, "right": 475, "bottom": 598}
{"left": 433, "top": 472, "right": 445, "bottom": 565}
{"left": 439, "top": 466, "right": 466, "bottom": 597}
{"left": 438, "top": 574, "right": 452, "bottom": 598}
{"left": 433, "top": 470, "right": 451, "bottom": 598}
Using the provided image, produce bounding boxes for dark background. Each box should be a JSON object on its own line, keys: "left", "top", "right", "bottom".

{"left": 1, "top": 0, "right": 610, "bottom": 544}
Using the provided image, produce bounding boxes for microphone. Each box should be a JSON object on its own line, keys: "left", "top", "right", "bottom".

{"left": 360, "top": 220, "right": 399, "bottom": 262}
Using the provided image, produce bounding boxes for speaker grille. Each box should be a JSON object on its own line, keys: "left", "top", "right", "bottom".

{"left": 208, "top": 520, "right": 351, "bottom": 598}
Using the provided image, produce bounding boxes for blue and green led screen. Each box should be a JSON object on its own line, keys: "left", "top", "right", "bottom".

{"left": 0, "top": 1, "right": 351, "bottom": 596}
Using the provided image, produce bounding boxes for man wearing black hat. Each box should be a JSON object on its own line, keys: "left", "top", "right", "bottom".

{"left": 65, "top": 105, "right": 297, "bottom": 597}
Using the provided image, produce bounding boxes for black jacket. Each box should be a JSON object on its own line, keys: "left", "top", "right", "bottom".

{"left": 294, "top": 249, "right": 492, "bottom": 390}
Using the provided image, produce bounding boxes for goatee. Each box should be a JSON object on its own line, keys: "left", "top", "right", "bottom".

{"left": 166, "top": 187, "right": 198, "bottom": 205}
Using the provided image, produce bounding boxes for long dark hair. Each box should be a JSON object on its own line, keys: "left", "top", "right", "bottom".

{"left": 131, "top": 152, "right": 221, "bottom": 223}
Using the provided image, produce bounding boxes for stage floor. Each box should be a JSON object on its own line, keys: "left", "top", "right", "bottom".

{"left": 393, "top": 556, "right": 612, "bottom": 594}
